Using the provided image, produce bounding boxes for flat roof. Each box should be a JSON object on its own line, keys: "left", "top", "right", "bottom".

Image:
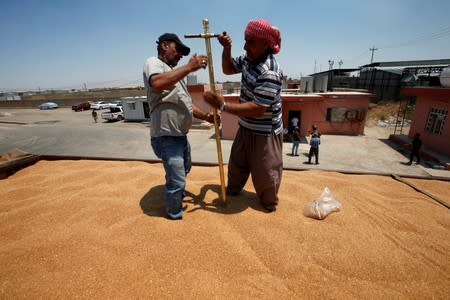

{"left": 225, "top": 91, "right": 374, "bottom": 98}
{"left": 361, "top": 59, "right": 450, "bottom": 68}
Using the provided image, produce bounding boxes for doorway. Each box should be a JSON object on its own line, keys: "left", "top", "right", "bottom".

{"left": 288, "top": 110, "right": 301, "bottom": 134}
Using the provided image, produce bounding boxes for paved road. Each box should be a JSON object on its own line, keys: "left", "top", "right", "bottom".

{"left": 1, "top": 108, "right": 449, "bottom": 179}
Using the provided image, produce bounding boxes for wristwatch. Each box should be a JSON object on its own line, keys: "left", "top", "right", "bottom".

{"left": 219, "top": 102, "right": 227, "bottom": 112}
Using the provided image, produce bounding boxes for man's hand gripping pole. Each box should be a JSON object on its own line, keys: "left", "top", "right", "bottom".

{"left": 185, "top": 19, "right": 226, "bottom": 204}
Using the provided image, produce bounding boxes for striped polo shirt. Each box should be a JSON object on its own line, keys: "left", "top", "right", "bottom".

{"left": 232, "top": 53, "right": 283, "bottom": 135}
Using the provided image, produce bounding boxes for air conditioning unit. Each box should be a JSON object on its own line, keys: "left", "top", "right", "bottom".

{"left": 346, "top": 110, "right": 357, "bottom": 120}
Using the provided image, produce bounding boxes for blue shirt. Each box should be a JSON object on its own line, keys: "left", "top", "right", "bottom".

{"left": 232, "top": 53, "right": 283, "bottom": 135}
{"left": 310, "top": 136, "right": 321, "bottom": 148}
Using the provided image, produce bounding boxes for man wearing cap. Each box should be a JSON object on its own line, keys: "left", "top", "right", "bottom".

{"left": 203, "top": 19, "right": 283, "bottom": 212}
{"left": 143, "top": 33, "right": 215, "bottom": 220}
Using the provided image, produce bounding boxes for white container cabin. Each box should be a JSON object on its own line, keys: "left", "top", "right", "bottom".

{"left": 121, "top": 96, "right": 149, "bottom": 121}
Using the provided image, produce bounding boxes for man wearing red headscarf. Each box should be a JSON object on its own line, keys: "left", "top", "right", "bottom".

{"left": 204, "top": 19, "right": 283, "bottom": 212}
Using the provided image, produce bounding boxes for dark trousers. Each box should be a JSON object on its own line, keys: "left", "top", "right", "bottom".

{"left": 308, "top": 147, "right": 319, "bottom": 164}
{"left": 227, "top": 126, "right": 283, "bottom": 207}
{"left": 409, "top": 149, "right": 420, "bottom": 164}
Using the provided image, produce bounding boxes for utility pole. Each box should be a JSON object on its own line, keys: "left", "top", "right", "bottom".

{"left": 328, "top": 60, "right": 334, "bottom": 91}
{"left": 328, "top": 60, "right": 334, "bottom": 70}
{"left": 369, "top": 46, "right": 378, "bottom": 64}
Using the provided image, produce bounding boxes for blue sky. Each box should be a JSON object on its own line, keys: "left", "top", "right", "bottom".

{"left": 1, "top": 0, "right": 449, "bottom": 91}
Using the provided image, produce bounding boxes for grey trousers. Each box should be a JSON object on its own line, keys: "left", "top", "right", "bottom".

{"left": 227, "top": 126, "right": 283, "bottom": 206}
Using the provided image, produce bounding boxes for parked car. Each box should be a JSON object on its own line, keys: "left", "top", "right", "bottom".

{"left": 38, "top": 102, "right": 58, "bottom": 110}
{"left": 71, "top": 102, "right": 91, "bottom": 112}
{"left": 91, "top": 101, "right": 110, "bottom": 110}
{"left": 109, "top": 101, "right": 123, "bottom": 107}
{"left": 101, "top": 106, "right": 124, "bottom": 121}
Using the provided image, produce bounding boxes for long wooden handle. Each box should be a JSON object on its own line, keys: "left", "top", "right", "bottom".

{"left": 202, "top": 19, "right": 227, "bottom": 204}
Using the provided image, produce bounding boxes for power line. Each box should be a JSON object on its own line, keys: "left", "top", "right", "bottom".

{"left": 340, "top": 49, "right": 374, "bottom": 66}
{"left": 380, "top": 26, "right": 450, "bottom": 49}
{"left": 342, "top": 26, "right": 450, "bottom": 66}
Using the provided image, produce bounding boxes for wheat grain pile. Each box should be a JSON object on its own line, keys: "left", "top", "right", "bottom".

{"left": 1, "top": 160, "right": 449, "bottom": 299}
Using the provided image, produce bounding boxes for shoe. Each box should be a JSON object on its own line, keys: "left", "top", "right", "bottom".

{"left": 167, "top": 214, "right": 183, "bottom": 220}
{"left": 295, "top": 154, "right": 299, "bottom": 156}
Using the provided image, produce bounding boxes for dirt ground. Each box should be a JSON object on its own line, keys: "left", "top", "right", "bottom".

{"left": 367, "top": 101, "right": 402, "bottom": 121}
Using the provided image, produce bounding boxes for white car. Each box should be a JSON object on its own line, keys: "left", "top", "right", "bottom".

{"left": 38, "top": 102, "right": 58, "bottom": 110}
{"left": 91, "top": 101, "right": 110, "bottom": 110}
{"left": 101, "top": 106, "right": 124, "bottom": 121}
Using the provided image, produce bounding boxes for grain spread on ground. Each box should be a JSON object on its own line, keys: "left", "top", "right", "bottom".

{"left": 1, "top": 160, "right": 449, "bottom": 299}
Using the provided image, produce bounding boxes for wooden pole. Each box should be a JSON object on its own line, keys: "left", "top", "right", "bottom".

{"left": 185, "top": 19, "right": 226, "bottom": 204}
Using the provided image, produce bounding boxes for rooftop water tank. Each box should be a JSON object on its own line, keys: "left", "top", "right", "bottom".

{"left": 440, "top": 66, "right": 450, "bottom": 87}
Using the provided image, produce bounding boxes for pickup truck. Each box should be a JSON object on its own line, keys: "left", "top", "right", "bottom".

{"left": 101, "top": 106, "right": 124, "bottom": 121}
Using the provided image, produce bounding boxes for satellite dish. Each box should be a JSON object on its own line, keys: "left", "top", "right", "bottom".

{"left": 440, "top": 66, "right": 450, "bottom": 87}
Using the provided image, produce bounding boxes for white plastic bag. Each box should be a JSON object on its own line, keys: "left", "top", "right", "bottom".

{"left": 303, "top": 187, "right": 342, "bottom": 220}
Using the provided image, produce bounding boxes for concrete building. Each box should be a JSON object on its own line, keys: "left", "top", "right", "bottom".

{"left": 305, "top": 59, "right": 450, "bottom": 102}
{"left": 302, "top": 69, "right": 359, "bottom": 93}
{"left": 400, "top": 87, "right": 450, "bottom": 161}
{"left": 221, "top": 91, "right": 373, "bottom": 140}
{"left": 0, "top": 92, "right": 21, "bottom": 101}
{"left": 358, "top": 59, "right": 450, "bottom": 101}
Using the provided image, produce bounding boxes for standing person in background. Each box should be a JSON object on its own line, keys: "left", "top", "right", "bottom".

{"left": 290, "top": 116, "right": 299, "bottom": 134}
{"left": 408, "top": 133, "right": 422, "bottom": 165}
{"left": 203, "top": 19, "right": 283, "bottom": 212}
{"left": 291, "top": 127, "right": 301, "bottom": 156}
{"left": 143, "top": 33, "right": 215, "bottom": 220}
{"left": 311, "top": 124, "right": 320, "bottom": 137}
{"left": 92, "top": 109, "right": 98, "bottom": 123}
{"left": 307, "top": 133, "right": 321, "bottom": 164}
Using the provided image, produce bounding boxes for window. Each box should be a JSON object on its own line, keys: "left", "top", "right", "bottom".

{"left": 326, "top": 107, "right": 346, "bottom": 122}
{"left": 425, "top": 108, "right": 447, "bottom": 135}
{"left": 127, "top": 102, "right": 136, "bottom": 110}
